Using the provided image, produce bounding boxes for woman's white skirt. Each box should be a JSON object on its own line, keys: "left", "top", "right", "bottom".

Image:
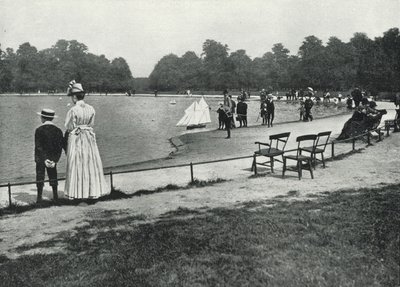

{"left": 64, "top": 128, "right": 109, "bottom": 199}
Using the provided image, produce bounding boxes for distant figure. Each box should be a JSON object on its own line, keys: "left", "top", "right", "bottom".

{"left": 304, "top": 94, "right": 314, "bottom": 121}
{"left": 34, "top": 109, "right": 64, "bottom": 203}
{"left": 260, "top": 100, "right": 267, "bottom": 125}
{"left": 266, "top": 94, "right": 275, "bottom": 127}
{"left": 229, "top": 95, "right": 236, "bottom": 128}
{"left": 236, "top": 97, "right": 248, "bottom": 127}
{"left": 64, "top": 81, "right": 109, "bottom": 199}
{"left": 217, "top": 103, "right": 225, "bottom": 130}
{"left": 222, "top": 90, "right": 232, "bottom": 138}
{"left": 323, "top": 90, "right": 331, "bottom": 103}
{"left": 346, "top": 95, "right": 353, "bottom": 109}
{"left": 260, "top": 89, "right": 267, "bottom": 102}
{"left": 351, "top": 88, "right": 362, "bottom": 108}
{"left": 298, "top": 101, "right": 305, "bottom": 121}
{"left": 154, "top": 89, "right": 158, "bottom": 97}
{"left": 394, "top": 93, "right": 400, "bottom": 131}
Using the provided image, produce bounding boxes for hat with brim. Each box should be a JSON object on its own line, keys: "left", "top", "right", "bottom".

{"left": 36, "top": 108, "right": 58, "bottom": 118}
{"left": 307, "top": 87, "right": 314, "bottom": 92}
{"left": 67, "top": 80, "right": 85, "bottom": 96}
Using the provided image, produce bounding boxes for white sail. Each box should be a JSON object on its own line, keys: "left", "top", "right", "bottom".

{"left": 198, "top": 97, "right": 211, "bottom": 124}
{"left": 176, "top": 102, "right": 195, "bottom": 126}
{"left": 187, "top": 102, "right": 203, "bottom": 126}
{"left": 176, "top": 98, "right": 212, "bottom": 128}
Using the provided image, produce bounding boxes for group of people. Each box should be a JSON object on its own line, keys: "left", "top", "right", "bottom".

{"left": 337, "top": 97, "right": 387, "bottom": 140}
{"left": 216, "top": 90, "right": 248, "bottom": 138}
{"left": 259, "top": 91, "right": 275, "bottom": 127}
{"left": 34, "top": 81, "right": 109, "bottom": 202}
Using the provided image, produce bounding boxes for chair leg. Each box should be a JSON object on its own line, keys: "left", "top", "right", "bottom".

{"left": 270, "top": 157, "right": 274, "bottom": 173}
{"left": 252, "top": 154, "right": 257, "bottom": 174}
{"left": 297, "top": 160, "right": 302, "bottom": 180}
{"left": 321, "top": 153, "right": 325, "bottom": 168}
{"left": 313, "top": 153, "right": 317, "bottom": 170}
{"left": 282, "top": 157, "right": 286, "bottom": 178}
{"left": 309, "top": 159, "right": 314, "bottom": 179}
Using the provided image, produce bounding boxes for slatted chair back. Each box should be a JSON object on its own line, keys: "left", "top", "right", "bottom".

{"left": 296, "top": 134, "right": 317, "bottom": 157}
{"left": 269, "top": 132, "right": 291, "bottom": 152}
{"left": 316, "top": 131, "right": 332, "bottom": 152}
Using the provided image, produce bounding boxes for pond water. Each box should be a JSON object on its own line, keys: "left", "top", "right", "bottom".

{"left": 0, "top": 94, "right": 346, "bottom": 183}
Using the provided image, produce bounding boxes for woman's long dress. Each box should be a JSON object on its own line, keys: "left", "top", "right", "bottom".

{"left": 64, "top": 100, "right": 109, "bottom": 199}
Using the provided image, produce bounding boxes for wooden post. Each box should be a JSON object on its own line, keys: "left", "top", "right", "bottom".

{"left": 190, "top": 162, "right": 194, "bottom": 183}
{"left": 110, "top": 171, "right": 113, "bottom": 191}
{"left": 331, "top": 141, "right": 335, "bottom": 159}
{"left": 367, "top": 132, "right": 371, "bottom": 146}
{"left": 8, "top": 183, "right": 12, "bottom": 208}
{"left": 378, "top": 128, "right": 382, "bottom": 142}
{"left": 352, "top": 138, "right": 355, "bottom": 150}
{"left": 253, "top": 154, "right": 257, "bottom": 175}
{"left": 386, "top": 124, "right": 390, "bottom": 136}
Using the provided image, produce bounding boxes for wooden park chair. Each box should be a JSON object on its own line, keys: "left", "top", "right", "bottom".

{"left": 282, "top": 134, "right": 317, "bottom": 180}
{"left": 300, "top": 131, "right": 332, "bottom": 169}
{"left": 251, "top": 132, "right": 290, "bottom": 175}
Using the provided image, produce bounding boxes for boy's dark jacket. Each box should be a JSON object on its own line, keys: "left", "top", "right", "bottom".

{"left": 34, "top": 123, "right": 64, "bottom": 163}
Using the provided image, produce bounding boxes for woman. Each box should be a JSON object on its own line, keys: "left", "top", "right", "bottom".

{"left": 64, "top": 80, "right": 109, "bottom": 199}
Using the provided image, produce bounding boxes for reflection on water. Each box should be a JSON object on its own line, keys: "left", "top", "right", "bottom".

{"left": 0, "top": 95, "right": 344, "bottom": 183}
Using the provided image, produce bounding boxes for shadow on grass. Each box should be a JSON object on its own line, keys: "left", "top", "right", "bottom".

{"left": 0, "top": 178, "right": 227, "bottom": 217}
{"left": 1, "top": 184, "right": 400, "bottom": 286}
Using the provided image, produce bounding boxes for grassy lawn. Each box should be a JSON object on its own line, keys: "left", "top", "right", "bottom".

{"left": 1, "top": 184, "right": 400, "bottom": 286}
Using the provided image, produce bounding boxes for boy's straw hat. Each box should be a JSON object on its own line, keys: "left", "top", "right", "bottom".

{"left": 36, "top": 108, "right": 58, "bottom": 118}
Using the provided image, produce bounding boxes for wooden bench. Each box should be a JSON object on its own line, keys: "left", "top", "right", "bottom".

{"left": 385, "top": 119, "right": 399, "bottom": 135}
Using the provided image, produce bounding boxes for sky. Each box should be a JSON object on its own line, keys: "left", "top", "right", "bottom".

{"left": 1, "top": 0, "right": 399, "bottom": 77}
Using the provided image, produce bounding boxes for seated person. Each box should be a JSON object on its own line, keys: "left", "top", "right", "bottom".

{"left": 337, "top": 101, "right": 386, "bottom": 140}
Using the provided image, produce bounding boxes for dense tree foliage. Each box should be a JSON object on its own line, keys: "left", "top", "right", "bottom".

{"left": 149, "top": 27, "right": 400, "bottom": 92}
{"left": 0, "top": 40, "right": 134, "bottom": 93}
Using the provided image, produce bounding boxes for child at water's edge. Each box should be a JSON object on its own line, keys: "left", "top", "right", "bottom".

{"left": 34, "top": 109, "right": 64, "bottom": 202}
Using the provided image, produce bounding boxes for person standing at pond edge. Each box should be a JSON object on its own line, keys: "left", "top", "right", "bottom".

{"left": 266, "top": 94, "right": 275, "bottom": 127}
{"left": 64, "top": 81, "right": 109, "bottom": 199}
{"left": 34, "top": 109, "right": 64, "bottom": 202}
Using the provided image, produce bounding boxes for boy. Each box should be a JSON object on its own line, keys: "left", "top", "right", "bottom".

{"left": 35, "top": 109, "right": 64, "bottom": 202}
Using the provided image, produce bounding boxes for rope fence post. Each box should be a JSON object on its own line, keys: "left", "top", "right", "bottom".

{"left": 190, "top": 162, "right": 194, "bottom": 183}
{"left": 386, "top": 124, "right": 390, "bottom": 136}
{"left": 352, "top": 138, "right": 355, "bottom": 150}
{"left": 253, "top": 154, "right": 257, "bottom": 175}
{"left": 378, "top": 128, "right": 382, "bottom": 142}
{"left": 110, "top": 171, "right": 113, "bottom": 191}
{"left": 8, "top": 183, "right": 12, "bottom": 208}
{"left": 367, "top": 132, "right": 371, "bottom": 146}
{"left": 331, "top": 141, "right": 335, "bottom": 159}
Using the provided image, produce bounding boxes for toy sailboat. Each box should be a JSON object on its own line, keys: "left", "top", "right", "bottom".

{"left": 176, "top": 97, "right": 211, "bottom": 129}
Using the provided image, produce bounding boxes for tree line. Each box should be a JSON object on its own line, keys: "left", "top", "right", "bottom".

{"left": 149, "top": 27, "right": 400, "bottom": 93}
{"left": 0, "top": 40, "right": 134, "bottom": 93}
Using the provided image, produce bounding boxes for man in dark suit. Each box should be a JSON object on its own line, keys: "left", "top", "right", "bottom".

{"left": 35, "top": 109, "right": 64, "bottom": 202}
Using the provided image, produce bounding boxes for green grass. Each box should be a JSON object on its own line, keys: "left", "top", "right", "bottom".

{"left": 1, "top": 184, "right": 400, "bottom": 286}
